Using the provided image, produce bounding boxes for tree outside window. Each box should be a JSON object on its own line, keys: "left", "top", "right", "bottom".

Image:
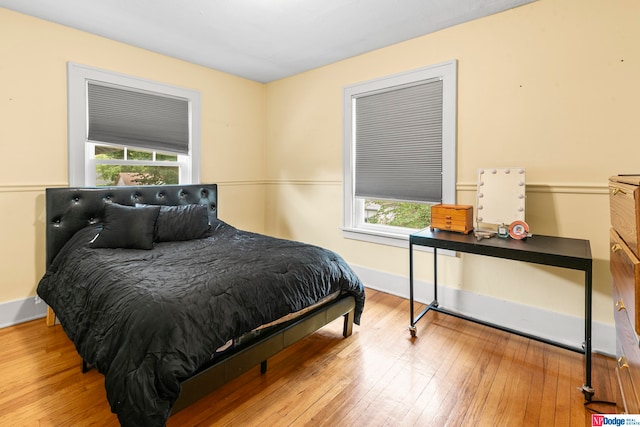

{"left": 364, "top": 200, "right": 431, "bottom": 229}
{"left": 94, "top": 145, "right": 179, "bottom": 186}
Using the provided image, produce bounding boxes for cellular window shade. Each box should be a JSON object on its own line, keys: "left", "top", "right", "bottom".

{"left": 87, "top": 82, "right": 189, "bottom": 155}
{"left": 355, "top": 79, "right": 443, "bottom": 203}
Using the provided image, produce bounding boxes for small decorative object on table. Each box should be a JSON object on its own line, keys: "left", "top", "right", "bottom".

{"left": 508, "top": 220, "right": 530, "bottom": 239}
{"left": 497, "top": 223, "right": 509, "bottom": 238}
{"left": 430, "top": 204, "right": 474, "bottom": 234}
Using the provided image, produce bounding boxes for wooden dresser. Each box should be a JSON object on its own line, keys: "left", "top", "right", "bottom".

{"left": 609, "top": 175, "right": 640, "bottom": 413}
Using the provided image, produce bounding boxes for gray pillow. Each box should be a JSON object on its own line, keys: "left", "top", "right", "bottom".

{"left": 90, "top": 203, "right": 160, "bottom": 250}
{"left": 154, "top": 204, "right": 210, "bottom": 242}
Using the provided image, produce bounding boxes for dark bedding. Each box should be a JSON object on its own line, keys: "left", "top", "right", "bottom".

{"left": 37, "top": 220, "right": 365, "bottom": 426}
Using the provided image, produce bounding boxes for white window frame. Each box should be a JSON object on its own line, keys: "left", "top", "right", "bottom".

{"left": 342, "top": 60, "right": 458, "bottom": 247}
{"left": 67, "top": 62, "right": 201, "bottom": 186}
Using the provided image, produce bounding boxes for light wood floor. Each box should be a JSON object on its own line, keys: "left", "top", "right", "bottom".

{"left": 0, "top": 288, "right": 618, "bottom": 426}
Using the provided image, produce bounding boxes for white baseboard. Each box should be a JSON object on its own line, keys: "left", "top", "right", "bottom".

{"left": 351, "top": 264, "right": 616, "bottom": 357}
{"left": 0, "top": 296, "right": 47, "bottom": 329}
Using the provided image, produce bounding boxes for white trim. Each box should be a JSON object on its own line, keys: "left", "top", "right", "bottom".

{"left": 0, "top": 296, "right": 48, "bottom": 329}
{"left": 351, "top": 263, "right": 615, "bottom": 356}
{"left": 0, "top": 181, "right": 608, "bottom": 194}
{"left": 342, "top": 226, "right": 411, "bottom": 249}
{"left": 67, "top": 62, "right": 201, "bottom": 186}
{"left": 457, "top": 181, "right": 609, "bottom": 195}
{"left": 342, "top": 60, "right": 458, "bottom": 244}
{"left": 342, "top": 226, "right": 456, "bottom": 257}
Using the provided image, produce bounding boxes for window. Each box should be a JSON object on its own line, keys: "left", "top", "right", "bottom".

{"left": 68, "top": 63, "right": 201, "bottom": 186}
{"left": 342, "top": 60, "right": 457, "bottom": 246}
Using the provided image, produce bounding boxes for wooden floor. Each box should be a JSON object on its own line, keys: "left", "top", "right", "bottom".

{"left": 0, "top": 288, "right": 618, "bottom": 426}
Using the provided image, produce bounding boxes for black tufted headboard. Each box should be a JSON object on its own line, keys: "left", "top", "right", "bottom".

{"left": 45, "top": 184, "right": 218, "bottom": 268}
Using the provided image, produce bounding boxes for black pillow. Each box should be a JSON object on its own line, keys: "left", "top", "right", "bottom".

{"left": 90, "top": 203, "right": 160, "bottom": 250}
{"left": 154, "top": 204, "right": 210, "bottom": 242}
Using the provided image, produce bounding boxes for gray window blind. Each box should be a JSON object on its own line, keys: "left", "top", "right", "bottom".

{"left": 87, "top": 82, "right": 189, "bottom": 155}
{"left": 355, "top": 79, "right": 443, "bottom": 203}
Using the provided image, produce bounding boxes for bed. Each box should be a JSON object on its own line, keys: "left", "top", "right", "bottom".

{"left": 37, "top": 184, "right": 365, "bottom": 427}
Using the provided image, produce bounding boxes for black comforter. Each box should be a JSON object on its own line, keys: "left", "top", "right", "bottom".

{"left": 37, "top": 220, "right": 365, "bottom": 426}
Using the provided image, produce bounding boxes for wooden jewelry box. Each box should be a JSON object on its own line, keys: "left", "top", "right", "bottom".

{"left": 430, "top": 204, "right": 474, "bottom": 234}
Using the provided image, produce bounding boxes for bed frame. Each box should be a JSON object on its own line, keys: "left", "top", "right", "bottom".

{"left": 43, "top": 184, "right": 356, "bottom": 414}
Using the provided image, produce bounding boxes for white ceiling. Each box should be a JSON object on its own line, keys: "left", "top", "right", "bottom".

{"left": 1, "top": 0, "right": 535, "bottom": 83}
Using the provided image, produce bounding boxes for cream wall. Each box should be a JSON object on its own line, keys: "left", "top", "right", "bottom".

{"left": 264, "top": 0, "right": 640, "bottom": 331}
{"left": 0, "top": 9, "right": 267, "bottom": 306}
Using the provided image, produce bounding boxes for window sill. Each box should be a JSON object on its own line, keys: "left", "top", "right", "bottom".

{"left": 342, "top": 227, "right": 410, "bottom": 248}
{"left": 342, "top": 226, "right": 456, "bottom": 256}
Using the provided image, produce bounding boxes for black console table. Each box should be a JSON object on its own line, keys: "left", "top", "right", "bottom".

{"left": 408, "top": 228, "right": 594, "bottom": 399}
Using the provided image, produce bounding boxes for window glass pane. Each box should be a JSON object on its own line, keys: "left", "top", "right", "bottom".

{"left": 95, "top": 165, "right": 179, "bottom": 186}
{"left": 127, "top": 149, "right": 153, "bottom": 161}
{"left": 156, "top": 152, "right": 178, "bottom": 161}
{"left": 95, "top": 145, "right": 124, "bottom": 160}
{"left": 363, "top": 199, "right": 431, "bottom": 229}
